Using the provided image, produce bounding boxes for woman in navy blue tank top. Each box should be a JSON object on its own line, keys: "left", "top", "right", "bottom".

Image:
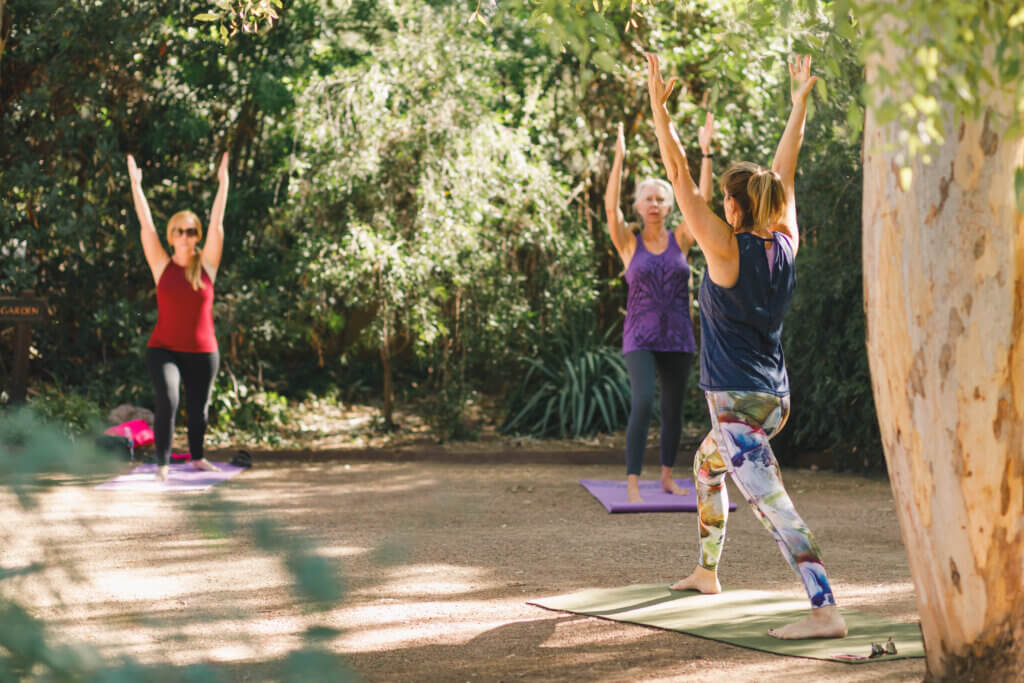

{"left": 605, "top": 118, "right": 714, "bottom": 504}
{"left": 646, "top": 53, "right": 847, "bottom": 640}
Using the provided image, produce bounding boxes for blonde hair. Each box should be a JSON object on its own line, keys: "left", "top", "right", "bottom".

{"left": 720, "top": 162, "right": 785, "bottom": 231}
{"left": 166, "top": 210, "right": 206, "bottom": 290}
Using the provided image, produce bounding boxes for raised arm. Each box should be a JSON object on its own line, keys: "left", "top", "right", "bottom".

{"left": 646, "top": 53, "right": 737, "bottom": 285}
{"left": 202, "top": 152, "right": 229, "bottom": 280}
{"left": 770, "top": 56, "right": 818, "bottom": 255}
{"left": 674, "top": 111, "right": 715, "bottom": 252}
{"left": 604, "top": 124, "right": 634, "bottom": 261}
{"left": 127, "top": 154, "right": 169, "bottom": 286}
{"left": 698, "top": 111, "right": 714, "bottom": 204}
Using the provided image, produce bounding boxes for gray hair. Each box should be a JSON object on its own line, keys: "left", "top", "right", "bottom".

{"left": 633, "top": 178, "right": 675, "bottom": 214}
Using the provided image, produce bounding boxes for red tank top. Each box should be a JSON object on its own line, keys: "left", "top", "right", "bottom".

{"left": 147, "top": 261, "right": 218, "bottom": 353}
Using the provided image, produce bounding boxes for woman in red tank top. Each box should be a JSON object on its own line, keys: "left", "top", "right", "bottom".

{"left": 127, "top": 152, "right": 229, "bottom": 482}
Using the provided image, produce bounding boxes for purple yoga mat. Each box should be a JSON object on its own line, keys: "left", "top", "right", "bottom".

{"left": 96, "top": 461, "right": 245, "bottom": 492}
{"left": 580, "top": 478, "right": 738, "bottom": 513}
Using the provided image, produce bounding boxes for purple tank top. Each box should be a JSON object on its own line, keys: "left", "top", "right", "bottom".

{"left": 622, "top": 232, "right": 696, "bottom": 354}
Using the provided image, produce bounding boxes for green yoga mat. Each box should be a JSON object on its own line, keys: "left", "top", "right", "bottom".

{"left": 528, "top": 584, "right": 924, "bottom": 664}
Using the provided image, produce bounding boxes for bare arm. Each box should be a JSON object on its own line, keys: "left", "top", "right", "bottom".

{"left": 697, "top": 111, "right": 714, "bottom": 204}
{"left": 770, "top": 56, "right": 818, "bottom": 256}
{"left": 675, "top": 111, "right": 714, "bottom": 252}
{"left": 202, "top": 152, "right": 229, "bottom": 280}
{"left": 604, "top": 124, "right": 634, "bottom": 262}
{"left": 646, "top": 53, "right": 737, "bottom": 285}
{"left": 127, "top": 155, "right": 169, "bottom": 286}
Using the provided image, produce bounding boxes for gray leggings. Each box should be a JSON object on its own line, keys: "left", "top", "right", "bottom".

{"left": 146, "top": 347, "right": 219, "bottom": 467}
{"left": 624, "top": 350, "right": 693, "bottom": 476}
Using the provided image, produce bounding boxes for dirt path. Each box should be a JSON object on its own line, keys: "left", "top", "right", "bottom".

{"left": 6, "top": 453, "right": 925, "bottom": 682}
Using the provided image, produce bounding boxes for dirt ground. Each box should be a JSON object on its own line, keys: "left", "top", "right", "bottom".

{"left": 4, "top": 446, "right": 926, "bottom": 682}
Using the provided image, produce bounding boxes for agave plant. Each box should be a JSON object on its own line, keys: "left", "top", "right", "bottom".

{"left": 502, "top": 331, "right": 631, "bottom": 439}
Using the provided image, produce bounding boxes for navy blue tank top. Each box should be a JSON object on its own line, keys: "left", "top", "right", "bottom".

{"left": 698, "top": 232, "right": 796, "bottom": 395}
{"left": 623, "top": 232, "right": 696, "bottom": 354}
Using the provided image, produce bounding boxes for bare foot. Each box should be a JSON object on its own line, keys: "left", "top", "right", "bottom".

{"left": 192, "top": 458, "right": 220, "bottom": 472}
{"left": 155, "top": 465, "right": 169, "bottom": 482}
{"left": 661, "top": 478, "right": 689, "bottom": 495}
{"left": 768, "top": 605, "right": 848, "bottom": 639}
{"left": 661, "top": 467, "right": 689, "bottom": 495}
{"left": 670, "top": 565, "right": 721, "bottom": 594}
{"left": 626, "top": 475, "right": 644, "bottom": 503}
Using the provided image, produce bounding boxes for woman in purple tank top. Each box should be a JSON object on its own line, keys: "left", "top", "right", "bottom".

{"left": 605, "top": 117, "right": 714, "bottom": 504}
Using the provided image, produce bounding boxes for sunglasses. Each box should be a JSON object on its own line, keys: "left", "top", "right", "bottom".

{"left": 173, "top": 227, "right": 199, "bottom": 238}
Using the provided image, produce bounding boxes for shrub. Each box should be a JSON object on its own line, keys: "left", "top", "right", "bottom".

{"left": 502, "top": 315, "right": 630, "bottom": 439}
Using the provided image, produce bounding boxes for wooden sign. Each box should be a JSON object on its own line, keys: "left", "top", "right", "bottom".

{"left": 0, "top": 295, "right": 47, "bottom": 323}
{"left": 2, "top": 290, "right": 48, "bottom": 404}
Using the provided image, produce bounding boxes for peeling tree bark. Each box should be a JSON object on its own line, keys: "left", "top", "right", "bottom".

{"left": 862, "top": 41, "right": 1024, "bottom": 683}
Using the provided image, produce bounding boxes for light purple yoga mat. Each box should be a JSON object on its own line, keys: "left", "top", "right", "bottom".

{"left": 580, "top": 478, "right": 737, "bottom": 513}
{"left": 96, "top": 461, "right": 245, "bottom": 492}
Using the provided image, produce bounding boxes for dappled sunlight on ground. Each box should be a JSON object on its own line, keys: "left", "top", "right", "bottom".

{"left": 333, "top": 598, "right": 530, "bottom": 652}
{"left": 355, "top": 563, "right": 495, "bottom": 597}
{"left": 1, "top": 459, "right": 928, "bottom": 681}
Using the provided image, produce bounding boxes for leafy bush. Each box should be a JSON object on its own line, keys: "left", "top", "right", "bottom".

{"left": 777, "top": 125, "right": 884, "bottom": 471}
{"left": 210, "top": 372, "right": 289, "bottom": 444}
{"left": 24, "top": 385, "right": 105, "bottom": 437}
{"left": 282, "top": 4, "right": 596, "bottom": 431}
{"left": 502, "top": 315, "right": 630, "bottom": 438}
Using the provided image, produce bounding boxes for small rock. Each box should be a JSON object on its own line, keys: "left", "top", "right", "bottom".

{"left": 107, "top": 403, "right": 154, "bottom": 425}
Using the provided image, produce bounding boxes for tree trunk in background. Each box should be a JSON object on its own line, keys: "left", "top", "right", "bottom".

{"left": 862, "top": 45, "right": 1024, "bottom": 681}
{"left": 0, "top": 1, "right": 8, "bottom": 77}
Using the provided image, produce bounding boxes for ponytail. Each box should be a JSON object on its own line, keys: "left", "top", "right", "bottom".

{"left": 746, "top": 169, "right": 785, "bottom": 229}
{"left": 183, "top": 248, "right": 205, "bottom": 291}
{"left": 721, "top": 162, "right": 786, "bottom": 231}
{"left": 166, "top": 210, "right": 206, "bottom": 291}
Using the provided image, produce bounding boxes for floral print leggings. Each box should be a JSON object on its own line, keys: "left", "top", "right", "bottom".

{"left": 693, "top": 390, "right": 836, "bottom": 608}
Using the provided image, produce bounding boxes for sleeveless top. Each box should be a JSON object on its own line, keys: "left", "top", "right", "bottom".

{"left": 698, "top": 232, "right": 796, "bottom": 395}
{"left": 147, "top": 261, "right": 218, "bottom": 353}
{"left": 622, "top": 231, "right": 696, "bottom": 354}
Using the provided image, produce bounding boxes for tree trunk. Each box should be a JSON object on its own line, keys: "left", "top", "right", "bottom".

{"left": 380, "top": 334, "right": 394, "bottom": 427}
{"left": 0, "top": 0, "right": 9, "bottom": 81}
{"left": 862, "top": 47, "right": 1024, "bottom": 682}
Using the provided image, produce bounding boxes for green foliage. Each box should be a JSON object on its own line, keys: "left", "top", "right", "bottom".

{"left": 282, "top": 4, "right": 596, "bottom": 434}
{"left": 211, "top": 372, "right": 290, "bottom": 443}
{"left": 2, "top": 0, "right": 894, "bottom": 459}
{"left": 0, "top": 407, "right": 351, "bottom": 680}
{"left": 502, "top": 315, "right": 630, "bottom": 438}
{"left": 779, "top": 117, "right": 884, "bottom": 470}
{"left": 198, "top": 0, "right": 284, "bottom": 39}
{"left": 26, "top": 385, "right": 106, "bottom": 437}
{"left": 520, "top": 0, "right": 883, "bottom": 465}
{"left": 848, "top": 0, "right": 1024, "bottom": 171}
{"left": 1, "top": 0, "right": 329, "bottom": 403}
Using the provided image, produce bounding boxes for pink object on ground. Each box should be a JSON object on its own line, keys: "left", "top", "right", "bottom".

{"left": 104, "top": 419, "right": 155, "bottom": 448}
{"left": 170, "top": 452, "right": 192, "bottom": 462}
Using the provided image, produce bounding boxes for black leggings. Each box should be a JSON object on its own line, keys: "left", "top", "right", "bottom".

{"left": 624, "top": 350, "right": 693, "bottom": 476}
{"left": 145, "top": 347, "right": 220, "bottom": 467}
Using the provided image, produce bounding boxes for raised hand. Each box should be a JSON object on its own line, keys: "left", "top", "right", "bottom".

{"left": 127, "top": 154, "right": 143, "bottom": 186}
{"left": 216, "top": 151, "right": 230, "bottom": 185}
{"left": 698, "top": 112, "right": 714, "bottom": 155}
{"left": 645, "top": 52, "right": 678, "bottom": 112}
{"left": 789, "top": 55, "right": 818, "bottom": 106}
{"left": 615, "top": 122, "right": 626, "bottom": 158}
